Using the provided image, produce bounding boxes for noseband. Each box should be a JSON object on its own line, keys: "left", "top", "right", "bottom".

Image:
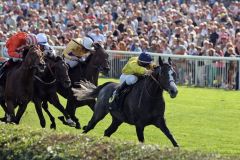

{"left": 33, "top": 59, "right": 59, "bottom": 85}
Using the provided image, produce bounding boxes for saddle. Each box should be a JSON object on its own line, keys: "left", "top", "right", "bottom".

{"left": 109, "top": 85, "right": 133, "bottom": 111}
{"left": 108, "top": 76, "right": 146, "bottom": 111}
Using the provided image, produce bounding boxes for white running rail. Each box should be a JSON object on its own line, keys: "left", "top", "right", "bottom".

{"left": 1, "top": 42, "right": 240, "bottom": 89}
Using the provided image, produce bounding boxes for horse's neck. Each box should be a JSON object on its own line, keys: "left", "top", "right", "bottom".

{"left": 39, "top": 67, "right": 54, "bottom": 81}
{"left": 83, "top": 61, "right": 99, "bottom": 85}
{"left": 18, "top": 65, "right": 35, "bottom": 83}
{"left": 141, "top": 77, "right": 163, "bottom": 97}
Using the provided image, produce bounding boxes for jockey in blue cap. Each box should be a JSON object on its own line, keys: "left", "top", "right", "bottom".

{"left": 36, "top": 33, "right": 56, "bottom": 58}
{"left": 109, "top": 52, "right": 155, "bottom": 105}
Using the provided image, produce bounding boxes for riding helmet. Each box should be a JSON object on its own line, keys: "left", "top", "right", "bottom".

{"left": 138, "top": 52, "right": 152, "bottom": 64}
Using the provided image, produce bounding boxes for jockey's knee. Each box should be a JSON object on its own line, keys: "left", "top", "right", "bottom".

{"left": 126, "top": 75, "right": 138, "bottom": 85}
{"left": 65, "top": 60, "right": 78, "bottom": 68}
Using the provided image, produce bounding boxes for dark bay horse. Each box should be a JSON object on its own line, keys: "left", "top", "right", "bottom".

{"left": 4, "top": 45, "right": 45, "bottom": 123}
{"left": 32, "top": 56, "right": 74, "bottom": 129}
{"left": 72, "top": 57, "right": 179, "bottom": 147}
{"left": 56, "top": 43, "right": 110, "bottom": 129}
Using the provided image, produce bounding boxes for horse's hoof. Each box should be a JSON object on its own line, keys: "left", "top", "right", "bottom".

{"left": 40, "top": 122, "right": 46, "bottom": 128}
{"left": 50, "top": 124, "right": 56, "bottom": 130}
{"left": 174, "top": 144, "right": 180, "bottom": 148}
{"left": 83, "top": 126, "right": 87, "bottom": 130}
{"left": 0, "top": 117, "right": 7, "bottom": 122}
{"left": 75, "top": 123, "right": 81, "bottom": 129}
{"left": 66, "top": 118, "right": 76, "bottom": 127}
{"left": 58, "top": 116, "right": 65, "bottom": 122}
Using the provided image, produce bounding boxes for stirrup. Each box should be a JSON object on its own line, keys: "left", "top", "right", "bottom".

{"left": 109, "top": 94, "right": 116, "bottom": 103}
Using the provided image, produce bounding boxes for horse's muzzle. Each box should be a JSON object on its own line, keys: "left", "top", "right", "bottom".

{"left": 63, "top": 80, "right": 71, "bottom": 88}
{"left": 168, "top": 81, "right": 178, "bottom": 98}
{"left": 37, "top": 62, "right": 46, "bottom": 73}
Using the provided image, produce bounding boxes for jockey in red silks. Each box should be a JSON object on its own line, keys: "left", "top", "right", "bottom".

{"left": 4, "top": 32, "right": 38, "bottom": 61}
{"left": 0, "top": 32, "right": 38, "bottom": 75}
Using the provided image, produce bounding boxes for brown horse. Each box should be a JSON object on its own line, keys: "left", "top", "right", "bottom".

{"left": 56, "top": 43, "right": 110, "bottom": 129}
{"left": 4, "top": 45, "right": 45, "bottom": 123}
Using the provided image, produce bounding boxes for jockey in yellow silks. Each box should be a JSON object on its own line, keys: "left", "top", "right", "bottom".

{"left": 63, "top": 36, "right": 94, "bottom": 68}
{"left": 109, "top": 52, "right": 154, "bottom": 104}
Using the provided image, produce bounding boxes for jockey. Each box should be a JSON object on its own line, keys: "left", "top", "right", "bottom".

{"left": 109, "top": 52, "right": 154, "bottom": 104}
{"left": 36, "top": 33, "right": 56, "bottom": 58}
{"left": 0, "top": 32, "right": 38, "bottom": 75}
{"left": 63, "top": 36, "right": 94, "bottom": 68}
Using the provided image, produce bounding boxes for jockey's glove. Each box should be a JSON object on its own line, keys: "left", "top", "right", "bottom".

{"left": 71, "top": 56, "right": 80, "bottom": 61}
{"left": 145, "top": 70, "right": 153, "bottom": 76}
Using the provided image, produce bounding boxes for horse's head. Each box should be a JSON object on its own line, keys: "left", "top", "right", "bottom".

{"left": 90, "top": 43, "right": 110, "bottom": 76}
{"left": 153, "top": 57, "right": 178, "bottom": 98}
{"left": 46, "top": 56, "right": 71, "bottom": 88}
{"left": 23, "top": 45, "right": 45, "bottom": 72}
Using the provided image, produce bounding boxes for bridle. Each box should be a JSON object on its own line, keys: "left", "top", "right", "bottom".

{"left": 22, "top": 45, "right": 45, "bottom": 70}
{"left": 33, "top": 58, "right": 59, "bottom": 85}
{"left": 87, "top": 51, "right": 109, "bottom": 72}
{"left": 145, "top": 66, "right": 175, "bottom": 97}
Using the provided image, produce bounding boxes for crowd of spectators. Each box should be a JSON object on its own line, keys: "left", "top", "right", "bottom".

{"left": 0, "top": 0, "right": 240, "bottom": 88}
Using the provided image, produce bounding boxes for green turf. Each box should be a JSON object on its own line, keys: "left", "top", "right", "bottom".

{"left": 1, "top": 78, "right": 240, "bottom": 156}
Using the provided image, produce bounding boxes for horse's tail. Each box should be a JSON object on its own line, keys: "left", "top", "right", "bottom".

{"left": 72, "top": 81, "right": 112, "bottom": 101}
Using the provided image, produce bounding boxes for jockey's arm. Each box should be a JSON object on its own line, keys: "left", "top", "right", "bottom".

{"left": 63, "top": 40, "right": 83, "bottom": 60}
{"left": 123, "top": 61, "right": 147, "bottom": 75}
{"left": 63, "top": 49, "right": 73, "bottom": 60}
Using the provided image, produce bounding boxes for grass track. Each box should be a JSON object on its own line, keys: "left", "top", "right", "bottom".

{"left": 0, "top": 78, "right": 240, "bottom": 156}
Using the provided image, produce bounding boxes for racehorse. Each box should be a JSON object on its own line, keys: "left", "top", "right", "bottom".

{"left": 56, "top": 43, "right": 110, "bottom": 129}
{"left": 32, "top": 56, "right": 74, "bottom": 129}
{"left": 72, "top": 57, "right": 179, "bottom": 147}
{"left": 4, "top": 45, "right": 45, "bottom": 124}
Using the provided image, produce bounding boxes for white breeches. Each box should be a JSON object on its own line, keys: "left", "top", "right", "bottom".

{"left": 120, "top": 74, "right": 138, "bottom": 85}
{"left": 65, "top": 59, "right": 79, "bottom": 68}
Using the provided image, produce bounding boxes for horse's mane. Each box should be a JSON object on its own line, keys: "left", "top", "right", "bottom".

{"left": 22, "top": 47, "right": 30, "bottom": 59}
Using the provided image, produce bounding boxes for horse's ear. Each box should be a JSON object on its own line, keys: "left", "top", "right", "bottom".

{"left": 55, "top": 56, "right": 62, "bottom": 62}
{"left": 93, "top": 42, "right": 101, "bottom": 50}
{"left": 158, "top": 56, "right": 163, "bottom": 66}
{"left": 168, "top": 57, "right": 172, "bottom": 65}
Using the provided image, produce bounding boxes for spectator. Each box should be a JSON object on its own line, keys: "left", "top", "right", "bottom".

{"left": 88, "top": 28, "right": 106, "bottom": 44}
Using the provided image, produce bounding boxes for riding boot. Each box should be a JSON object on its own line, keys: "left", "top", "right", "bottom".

{"left": 109, "top": 81, "right": 128, "bottom": 104}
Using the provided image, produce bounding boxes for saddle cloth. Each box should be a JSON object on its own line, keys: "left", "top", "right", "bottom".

{"left": 109, "top": 85, "right": 133, "bottom": 110}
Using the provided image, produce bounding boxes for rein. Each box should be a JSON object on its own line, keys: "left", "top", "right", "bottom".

{"left": 47, "top": 63, "right": 55, "bottom": 76}
{"left": 144, "top": 76, "right": 162, "bottom": 99}
{"left": 33, "top": 59, "right": 56, "bottom": 85}
{"left": 34, "top": 75, "right": 56, "bottom": 85}
{"left": 150, "top": 74, "right": 162, "bottom": 89}
{"left": 137, "top": 74, "right": 162, "bottom": 108}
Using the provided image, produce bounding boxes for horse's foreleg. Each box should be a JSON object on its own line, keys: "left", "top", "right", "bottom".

{"left": 88, "top": 100, "right": 96, "bottom": 111}
{"left": 136, "top": 126, "right": 145, "bottom": 143}
{"left": 49, "top": 94, "right": 75, "bottom": 127}
{"left": 15, "top": 102, "right": 28, "bottom": 124}
{"left": 104, "top": 117, "right": 122, "bottom": 137}
{"left": 0, "top": 100, "right": 7, "bottom": 122}
{"left": 154, "top": 117, "right": 179, "bottom": 147}
{"left": 0, "top": 100, "right": 7, "bottom": 112}
{"left": 34, "top": 100, "right": 46, "bottom": 128}
{"left": 64, "top": 100, "right": 80, "bottom": 129}
{"left": 42, "top": 101, "right": 56, "bottom": 129}
{"left": 83, "top": 104, "right": 108, "bottom": 133}
{"left": 5, "top": 100, "right": 16, "bottom": 123}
